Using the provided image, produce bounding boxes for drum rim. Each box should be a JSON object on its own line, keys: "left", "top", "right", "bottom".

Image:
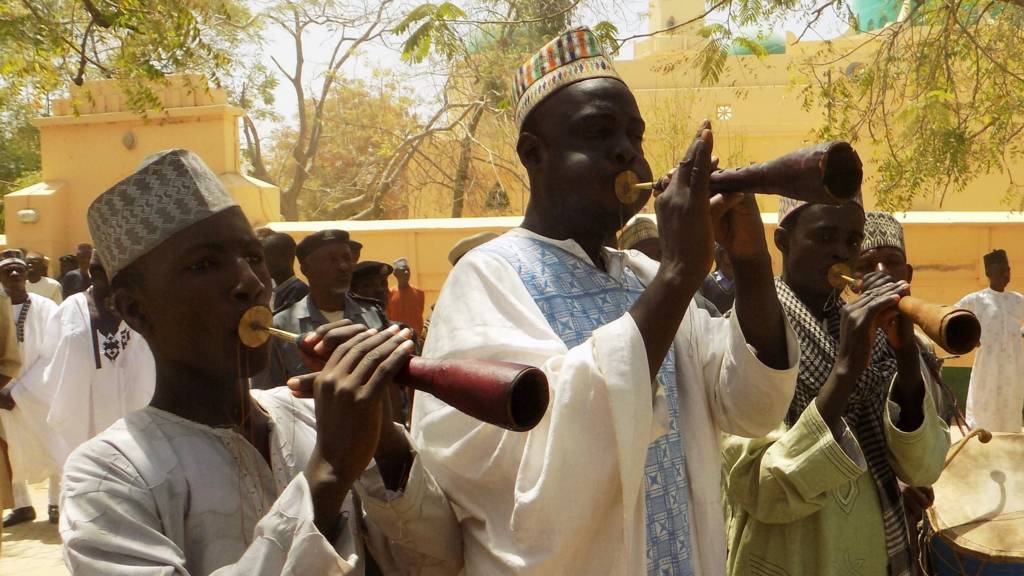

{"left": 925, "top": 513, "right": 1024, "bottom": 563}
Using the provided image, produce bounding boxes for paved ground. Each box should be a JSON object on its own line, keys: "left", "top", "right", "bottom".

{"left": 0, "top": 481, "right": 67, "bottom": 575}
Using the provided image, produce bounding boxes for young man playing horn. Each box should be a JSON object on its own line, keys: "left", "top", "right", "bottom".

{"left": 416, "top": 26, "right": 798, "bottom": 575}
{"left": 856, "top": 211, "right": 954, "bottom": 421}
{"left": 60, "top": 149, "right": 460, "bottom": 575}
{"left": 723, "top": 197, "right": 950, "bottom": 576}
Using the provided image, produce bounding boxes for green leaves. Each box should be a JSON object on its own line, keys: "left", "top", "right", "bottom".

{"left": 591, "top": 21, "right": 619, "bottom": 55}
{"left": 0, "top": 0, "right": 252, "bottom": 113}
{"left": 696, "top": 23, "right": 731, "bottom": 84}
{"left": 394, "top": 2, "right": 467, "bottom": 63}
{"left": 786, "top": 0, "right": 1024, "bottom": 209}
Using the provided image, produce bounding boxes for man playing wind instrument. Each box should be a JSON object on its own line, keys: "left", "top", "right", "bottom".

{"left": 722, "top": 195, "right": 950, "bottom": 576}
{"left": 60, "top": 149, "right": 461, "bottom": 575}
{"left": 414, "top": 26, "right": 799, "bottom": 575}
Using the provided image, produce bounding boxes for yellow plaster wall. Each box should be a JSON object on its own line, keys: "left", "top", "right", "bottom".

{"left": 416, "top": 27, "right": 1024, "bottom": 220}
{"left": 616, "top": 35, "right": 1024, "bottom": 214}
{"left": 5, "top": 76, "right": 280, "bottom": 266}
{"left": 269, "top": 212, "right": 1024, "bottom": 368}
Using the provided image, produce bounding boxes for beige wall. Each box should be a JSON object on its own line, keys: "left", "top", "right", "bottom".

{"left": 4, "top": 76, "right": 280, "bottom": 267}
{"left": 269, "top": 211, "right": 1024, "bottom": 368}
{"left": 616, "top": 35, "right": 1024, "bottom": 214}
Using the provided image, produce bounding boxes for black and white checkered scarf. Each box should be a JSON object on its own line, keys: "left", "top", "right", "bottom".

{"left": 775, "top": 277, "right": 912, "bottom": 576}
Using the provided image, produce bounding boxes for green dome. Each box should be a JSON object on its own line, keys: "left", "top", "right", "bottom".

{"left": 727, "top": 30, "right": 786, "bottom": 56}
{"left": 850, "top": 0, "right": 901, "bottom": 32}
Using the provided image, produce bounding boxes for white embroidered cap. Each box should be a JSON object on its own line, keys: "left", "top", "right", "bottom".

{"left": 87, "top": 149, "right": 238, "bottom": 280}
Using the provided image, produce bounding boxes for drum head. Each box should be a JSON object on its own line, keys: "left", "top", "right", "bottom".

{"left": 927, "top": 433, "right": 1024, "bottom": 560}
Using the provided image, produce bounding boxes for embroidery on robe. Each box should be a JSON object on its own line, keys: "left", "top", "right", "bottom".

{"left": 14, "top": 299, "right": 31, "bottom": 343}
{"left": 479, "top": 235, "right": 696, "bottom": 576}
{"left": 833, "top": 479, "right": 859, "bottom": 515}
{"left": 93, "top": 325, "right": 132, "bottom": 368}
{"left": 102, "top": 332, "right": 121, "bottom": 362}
{"left": 750, "top": 554, "right": 792, "bottom": 576}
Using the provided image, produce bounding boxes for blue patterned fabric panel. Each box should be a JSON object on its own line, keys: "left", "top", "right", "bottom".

{"left": 478, "top": 235, "right": 695, "bottom": 576}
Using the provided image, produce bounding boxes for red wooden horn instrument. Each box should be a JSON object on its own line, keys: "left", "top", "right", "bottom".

{"left": 239, "top": 306, "right": 549, "bottom": 431}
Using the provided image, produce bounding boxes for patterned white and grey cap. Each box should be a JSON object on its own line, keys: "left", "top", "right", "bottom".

{"left": 618, "top": 217, "right": 658, "bottom": 251}
{"left": 777, "top": 192, "right": 863, "bottom": 228}
{"left": 862, "top": 211, "right": 905, "bottom": 253}
{"left": 87, "top": 149, "right": 238, "bottom": 280}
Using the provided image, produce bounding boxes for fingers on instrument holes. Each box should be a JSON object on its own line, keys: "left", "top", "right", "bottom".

{"left": 313, "top": 322, "right": 369, "bottom": 356}
{"left": 349, "top": 326, "right": 409, "bottom": 380}
{"left": 359, "top": 336, "right": 416, "bottom": 398}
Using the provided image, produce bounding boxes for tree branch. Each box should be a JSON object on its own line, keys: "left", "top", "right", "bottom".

{"left": 614, "top": 0, "right": 728, "bottom": 48}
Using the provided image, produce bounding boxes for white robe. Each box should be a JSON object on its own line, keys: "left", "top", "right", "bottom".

{"left": 41, "top": 292, "right": 156, "bottom": 463}
{"left": 0, "top": 293, "right": 63, "bottom": 484}
{"left": 413, "top": 228, "right": 799, "bottom": 575}
{"left": 27, "top": 276, "right": 64, "bottom": 304}
{"left": 956, "top": 288, "right": 1024, "bottom": 432}
{"left": 61, "top": 386, "right": 463, "bottom": 576}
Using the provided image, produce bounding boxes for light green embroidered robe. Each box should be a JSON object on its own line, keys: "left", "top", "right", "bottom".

{"left": 724, "top": 374, "right": 949, "bottom": 576}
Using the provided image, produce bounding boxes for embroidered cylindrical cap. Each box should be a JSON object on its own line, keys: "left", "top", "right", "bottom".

{"left": 862, "top": 211, "right": 905, "bottom": 253}
{"left": 448, "top": 232, "right": 499, "bottom": 265}
{"left": 618, "top": 217, "right": 658, "bottom": 250}
{"left": 87, "top": 149, "right": 238, "bottom": 280}
{"left": 512, "top": 27, "right": 623, "bottom": 129}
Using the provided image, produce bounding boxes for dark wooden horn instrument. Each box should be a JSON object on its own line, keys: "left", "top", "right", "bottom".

{"left": 616, "top": 141, "right": 863, "bottom": 205}
{"left": 828, "top": 264, "right": 982, "bottom": 355}
{"left": 239, "top": 306, "right": 550, "bottom": 431}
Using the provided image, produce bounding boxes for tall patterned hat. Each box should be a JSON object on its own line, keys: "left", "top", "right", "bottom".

{"left": 777, "top": 192, "right": 864, "bottom": 227}
{"left": 88, "top": 149, "right": 238, "bottom": 280}
{"left": 862, "top": 211, "right": 905, "bottom": 253}
{"left": 512, "top": 26, "right": 622, "bottom": 129}
{"left": 983, "top": 249, "right": 1008, "bottom": 267}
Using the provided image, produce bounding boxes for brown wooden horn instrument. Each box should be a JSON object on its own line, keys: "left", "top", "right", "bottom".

{"left": 238, "top": 306, "right": 550, "bottom": 431}
{"left": 828, "top": 264, "right": 982, "bottom": 355}
{"left": 616, "top": 141, "right": 863, "bottom": 205}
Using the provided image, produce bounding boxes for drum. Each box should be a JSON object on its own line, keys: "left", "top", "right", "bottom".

{"left": 924, "top": 432, "right": 1024, "bottom": 575}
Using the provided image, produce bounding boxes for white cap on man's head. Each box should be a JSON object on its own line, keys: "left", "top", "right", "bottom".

{"left": 87, "top": 149, "right": 237, "bottom": 280}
